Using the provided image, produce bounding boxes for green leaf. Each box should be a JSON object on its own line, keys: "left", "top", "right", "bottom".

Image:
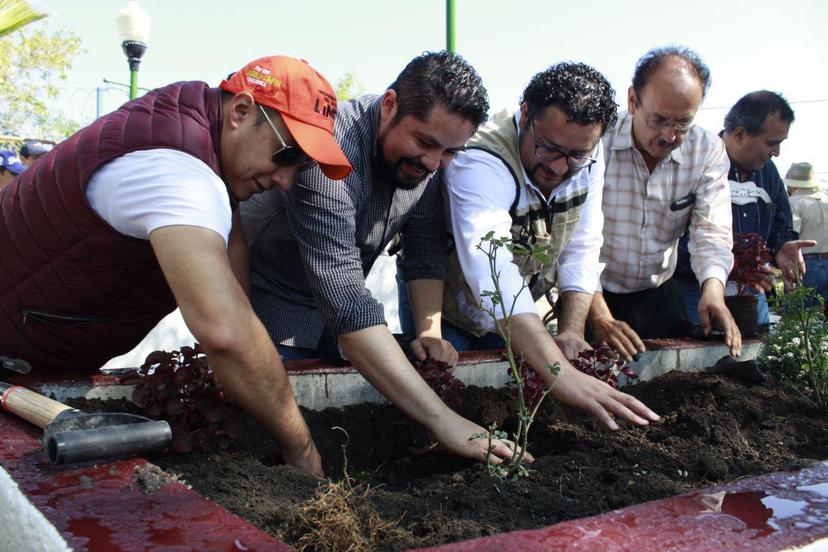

{"left": 545, "top": 362, "right": 561, "bottom": 376}
{"left": 0, "top": 0, "right": 45, "bottom": 38}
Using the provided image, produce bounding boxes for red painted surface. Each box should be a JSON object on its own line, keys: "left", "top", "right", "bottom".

{"left": 0, "top": 413, "right": 291, "bottom": 551}
{"left": 5, "top": 401, "right": 826, "bottom": 551}
{"left": 422, "top": 461, "right": 828, "bottom": 551}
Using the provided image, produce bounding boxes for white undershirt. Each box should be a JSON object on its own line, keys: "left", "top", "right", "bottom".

{"left": 444, "top": 111, "right": 605, "bottom": 320}
{"left": 86, "top": 149, "right": 232, "bottom": 244}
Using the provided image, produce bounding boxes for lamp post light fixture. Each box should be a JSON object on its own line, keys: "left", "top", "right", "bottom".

{"left": 115, "top": 1, "right": 151, "bottom": 100}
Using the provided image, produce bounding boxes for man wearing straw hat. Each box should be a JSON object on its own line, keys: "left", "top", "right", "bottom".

{"left": 788, "top": 162, "right": 828, "bottom": 307}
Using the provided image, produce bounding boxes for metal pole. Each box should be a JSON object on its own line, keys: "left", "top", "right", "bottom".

{"left": 129, "top": 68, "right": 138, "bottom": 100}
{"left": 121, "top": 41, "right": 146, "bottom": 101}
{"left": 446, "top": 0, "right": 455, "bottom": 53}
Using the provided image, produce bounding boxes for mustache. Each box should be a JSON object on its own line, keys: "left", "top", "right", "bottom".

{"left": 532, "top": 164, "right": 573, "bottom": 180}
{"left": 402, "top": 158, "right": 429, "bottom": 174}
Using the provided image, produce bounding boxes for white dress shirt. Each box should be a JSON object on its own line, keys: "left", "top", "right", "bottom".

{"left": 444, "top": 111, "right": 605, "bottom": 323}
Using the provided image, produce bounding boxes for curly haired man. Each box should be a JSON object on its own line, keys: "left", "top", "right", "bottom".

{"left": 419, "top": 62, "right": 659, "bottom": 430}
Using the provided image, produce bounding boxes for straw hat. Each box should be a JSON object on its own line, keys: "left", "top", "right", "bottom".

{"left": 784, "top": 162, "right": 821, "bottom": 189}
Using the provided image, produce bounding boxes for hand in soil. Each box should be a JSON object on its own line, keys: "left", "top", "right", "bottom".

{"left": 433, "top": 410, "right": 534, "bottom": 465}
{"left": 282, "top": 436, "right": 324, "bottom": 478}
{"left": 553, "top": 331, "right": 592, "bottom": 360}
{"left": 590, "top": 316, "right": 646, "bottom": 361}
{"left": 551, "top": 364, "right": 660, "bottom": 430}
{"left": 409, "top": 336, "right": 459, "bottom": 367}
{"left": 699, "top": 280, "right": 742, "bottom": 357}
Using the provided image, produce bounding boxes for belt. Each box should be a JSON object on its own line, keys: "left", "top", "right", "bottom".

{"left": 803, "top": 253, "right": 828, "bottom": 261}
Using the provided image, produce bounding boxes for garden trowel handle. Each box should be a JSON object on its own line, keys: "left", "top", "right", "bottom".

{"left": 0, "top": 382, "right": 74, "bottom": 429}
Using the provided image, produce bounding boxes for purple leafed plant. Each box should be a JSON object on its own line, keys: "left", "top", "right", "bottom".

{"left": 569, "top": 346, "right": 637, "bottom": 389}
{"left": 414, "top": 357, "right": 465, "bottom": 409}
{"left": 730, "top": 233, "right": 774, "bottom": 296}
{"left": 123, "top": 344, "right": 242, "bottom": 453}
{"left": 506, "top": 353, "right": 548, "bottom": 411}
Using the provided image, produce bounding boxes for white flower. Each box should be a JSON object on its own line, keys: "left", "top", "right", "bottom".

{"left": 792, "top": 337, "right": 801, "bottom": 346}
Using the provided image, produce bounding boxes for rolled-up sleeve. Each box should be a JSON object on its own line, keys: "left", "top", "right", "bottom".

{"left": 398, "top": 173, "right": 448, "bottom": 282}
{"left": 446, "top": 150, "right": 537, "bottom": 318}
{"left": 557, "top": 145, "right": 605, "bottom": 294}
{"left": 286, "top": 170, "right": 386, "bottom": 336}
{"left": 688, "top": 139, "right": 734, "bottom": 286}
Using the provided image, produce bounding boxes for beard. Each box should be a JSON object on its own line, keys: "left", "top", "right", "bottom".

{"left": 528, "top": 163, "right": 577, "bottom": 192}
{"left": 377, "top": 151, "right": 432, "bottom": 190}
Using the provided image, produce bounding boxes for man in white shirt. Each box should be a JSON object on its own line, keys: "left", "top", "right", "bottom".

{"left": 589, "top": 46, "right": 741, "bottom": 360}
{"left": 0, "top": 55, "right": 352, "bottom": 477}
{"left": 437, "top": 62, "right": 659, "bottom": 431}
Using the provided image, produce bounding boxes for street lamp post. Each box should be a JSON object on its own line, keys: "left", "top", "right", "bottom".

{"left": 115, "top": 1, "right": 151, "bottom": 100}
{"left": 446, "top": 0, "right": 455, "bottom": 53}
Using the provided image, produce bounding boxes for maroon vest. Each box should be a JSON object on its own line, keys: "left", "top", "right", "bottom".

{"left": 0, "top": 81, "right": 225, "bottom": 373}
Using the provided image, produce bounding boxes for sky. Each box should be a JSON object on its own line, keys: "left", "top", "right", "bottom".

{"left": 33, "top": 0, "right": 828, "bottom": 179}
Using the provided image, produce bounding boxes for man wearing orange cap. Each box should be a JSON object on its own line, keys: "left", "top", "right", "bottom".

{"left": 0, "top": 55, "right": 350, "bottom": 476}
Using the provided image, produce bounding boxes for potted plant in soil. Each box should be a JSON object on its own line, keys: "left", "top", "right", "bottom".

{"left": 726, "top": 232, "right": 774, "bottom": 338}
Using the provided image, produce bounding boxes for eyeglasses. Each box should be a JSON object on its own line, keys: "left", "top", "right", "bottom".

{"left": 644, "top": 118, "right": 694, "bottom": 133}
{"left": 642, "top": 113, "right": 694, "bottom": 134}
{"left": 528, "top": 119, "right": 597, "bottom": 169}
{"left": 257, "top": 105, "right": 316, "bottom": 171}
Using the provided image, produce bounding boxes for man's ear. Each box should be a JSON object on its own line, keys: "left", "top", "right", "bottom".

{"left": 379, "top": 89, "right": 398, "bottom": 125}
{"left": 732, "top": 126, "right": 747, "bottom": 143}
{"left": 227, "top": 91, "right": 256, "bottom": 129}
{"left": 519, "top": 102, "right": 532, "bottom": 130}
{"left": 627, "top": 86, "right": 637, "bottom": 114}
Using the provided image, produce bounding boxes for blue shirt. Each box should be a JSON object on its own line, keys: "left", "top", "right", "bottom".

{"left": 675, "top": 159, "right": 798, "bottom": 280}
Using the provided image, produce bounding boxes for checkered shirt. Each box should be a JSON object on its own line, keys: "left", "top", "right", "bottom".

{"left": 240, "top": 95, "right": 447, "bottom": 348}
{"left": 599, "top": 111, "right": 733, "bottom": 293}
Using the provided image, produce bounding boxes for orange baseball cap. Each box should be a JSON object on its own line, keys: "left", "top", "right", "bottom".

{"left": 220, "top": 55, "right": 352, "bottom": 180}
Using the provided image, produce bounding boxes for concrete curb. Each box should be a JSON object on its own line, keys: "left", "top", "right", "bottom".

{"left": 9, "top": 338, "right": 764, "bottom": 411}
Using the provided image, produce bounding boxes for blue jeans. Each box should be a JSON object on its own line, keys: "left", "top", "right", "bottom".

{"left": 276, "top": 331, "right": 343, "bottom": 361}
{"left": 803, "top": 258, "right": 828, "bottom": 309}
{"left": 397, "top": 271, "right": 504, "bottom": 352}
{"left": 674, "top": 277, "right": 769, "bottom": 325}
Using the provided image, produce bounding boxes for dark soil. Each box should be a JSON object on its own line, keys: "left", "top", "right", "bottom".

{"left": 73, "top": 371, "right": 828, "bottom": 550}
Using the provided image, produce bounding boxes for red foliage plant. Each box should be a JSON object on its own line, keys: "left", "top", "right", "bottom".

{"left": 414, "top": 357, "right": 465, "bottom": 409}
{"left": 506, "top": 354, "right": 547, "bottom": 410}
{"left": 730, "top": 233, "right": 774, "bottom": 295}
{"left": 123, "top": 344, "right": 241, "bottom": 453}
{"left": 569, "top": 346, "right": 638, "bottom": 389}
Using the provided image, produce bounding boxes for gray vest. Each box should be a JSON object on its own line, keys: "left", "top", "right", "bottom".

{"left": 443, "top": 109, "right": 587, "bottom": 336}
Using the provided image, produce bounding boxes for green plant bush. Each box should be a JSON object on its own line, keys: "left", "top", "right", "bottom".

{"left": 761, "top": 285, "right": 828, "bottom": 409}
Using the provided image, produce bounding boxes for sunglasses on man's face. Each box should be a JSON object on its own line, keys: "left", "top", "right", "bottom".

{"left": 257, "top": 105, "right": 316, "bottom": 171}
